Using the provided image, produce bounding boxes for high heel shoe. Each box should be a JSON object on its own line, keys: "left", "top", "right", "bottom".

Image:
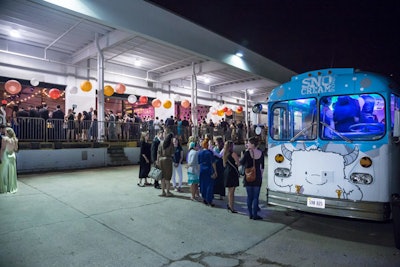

{"left": 227, "top": 205, "right": 238, "bottom": 213}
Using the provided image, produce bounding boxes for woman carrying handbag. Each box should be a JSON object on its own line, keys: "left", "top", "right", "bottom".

{"left": 239, "top": 137, "right": 265, "bottom": 220}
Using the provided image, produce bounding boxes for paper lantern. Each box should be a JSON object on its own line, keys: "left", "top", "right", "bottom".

{"left": 128, "top": 95, "right": 137, "bottom": 104}
{"left": 69, "top": 86, "right": 78, "bottom": 94}
{"left": 226, "top": 109, "right": 233, "bottom": 116}
{"left": 163, "top": 99, "right": 172, "bottom": 109}
{"left": 4, "top": 80, "right": 22, "bottom": 95}
{"left": 115, "top": 83, "right": 126, "bottom": 94}
{"left": 1, "top": 100, "right": 7, "bottom": 105}
{"left": 217, "top": 110, "right": 224, "bottom": 116}
{"left": 211, "top": 111, "right": 218, "bottom": 115}
{"left": 30, "top": 78, "right": 39, "bottom": 86}
{"left": 80, "top": 80, "right": 92, "bottom": 92}
{"left": 222, "top": 106, "right": 228, "bottom": 112}
{"left": 139, "top": 96, "right": 148, "bottom": 104}
{"left": 237, "top": 106, "right": 243, "bottom": 112}
{"left": 181, "top": 99, "right": 190, "bottom": 108}
{"left": 104, "top": 85, "right": 114, "bottom": 96}
{"left": 49, "top": 88, "right": 61, "bottom": 100}
{"left": 152, "top": 99, "right": 161, "bottom": 108}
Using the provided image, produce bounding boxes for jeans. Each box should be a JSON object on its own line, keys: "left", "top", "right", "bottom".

{"left": 246, "top": 186, "right": 261, "bottom": 218}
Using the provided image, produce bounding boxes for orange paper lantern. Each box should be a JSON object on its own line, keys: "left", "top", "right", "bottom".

{"left": 139, "top": 96, "right": 148, "bottom": 104}
{"left": 104, "top": 85, "right": 114, "bottom": 96}
{"left": 80, "top": 80, "right": 92, "bottom": 92}
{"left": 217, "top": 110, "right": 224, "bottom": 116}
{"left": 4, "top": 80, "right": 22, "bottom": 95}
{"left": 49, "top": 88, "right": 61, "bottom": 100}
{"left": 181, "top": 99, "right": 190, "bottom": 108}
{"left": 163, "top": 100, "right": 172, "bottom": 109}
{"left": 226, "top": 109, "right": 233, "bottom": 116}
{"left": 152, "top": 99, "right": 161, "bottom": 108}
{"left": 115, "top": 83, "right": 126, "bottom": 94}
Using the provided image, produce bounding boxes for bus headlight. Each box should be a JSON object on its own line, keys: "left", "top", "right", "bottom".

{"left": 274, "top": 168, "right": 291, "bottom": 177}
{"left": 350, "top": 173, "right": 373, "bottom": 185}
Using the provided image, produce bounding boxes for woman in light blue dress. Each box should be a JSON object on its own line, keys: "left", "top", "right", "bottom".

{"left": 0, "top": 127, "right": 18, "bottom": 193}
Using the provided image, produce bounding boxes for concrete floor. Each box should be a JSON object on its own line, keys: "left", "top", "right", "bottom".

{"left": 0, "top": 165, "right": 399, "bottom": 267}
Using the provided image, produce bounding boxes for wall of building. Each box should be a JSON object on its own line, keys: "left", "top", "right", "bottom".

{"left": 16, "top": 147, "right": 140, "bottom": 174}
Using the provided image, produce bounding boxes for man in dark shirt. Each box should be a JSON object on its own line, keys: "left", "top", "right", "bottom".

{"left": 52, "top": 105, "right": 65, "bottom": 141}
{"left": 151, "top": 130, "right": 164, "bottom": 189}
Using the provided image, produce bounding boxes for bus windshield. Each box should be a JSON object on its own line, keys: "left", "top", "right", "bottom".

{"left": 271, "top": 93, "right": 386, "bottom": 141}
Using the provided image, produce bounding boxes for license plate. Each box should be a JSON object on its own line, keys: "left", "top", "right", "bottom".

{"left": 307, "top": 197, "right": 325, "bottom": 209}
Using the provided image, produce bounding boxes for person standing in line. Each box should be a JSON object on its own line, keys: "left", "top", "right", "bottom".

{"left": 186, "top": 141, "right": 200, "bottom": 201}
{"left": 52, "top": 105, "right": 65, "bottom": 141}
{"left": 138, "top": 131, "right": 151, "bottom": 187}
{"left": 157, "top": 132, "right": 174, "bottom": 197}
{"left": 0, "top": 127, "right": 18, "bottom": 193}
{"left": 151, "top": 129, "right": 163, "bottom": 189}
{"left": 240, "top": 137, "right": 265, "bottom": 220}
{"left": 172, "top": 137, "right": 183, "bottom": 192}
{"left": 198, "top": 137, "right": 217, "bottom": 206}
{"left": 65, "top": 108, "right": 75, "bottom": 142}
{"left": 212, "top": 136, "right": 225, "bottom": 200}
{"left": 223, "top": 140, "right": 240, "bottom": 213}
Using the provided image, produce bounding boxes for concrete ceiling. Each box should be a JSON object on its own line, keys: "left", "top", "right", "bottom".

{"left": 0, "top": 0, "right": 296, "bottom": 103}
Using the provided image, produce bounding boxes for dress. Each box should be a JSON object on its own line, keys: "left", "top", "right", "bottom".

{"left": 0, "top": 137, "right": 18, "bottom": 193}
{"left": 198, "top": 148, "right": 215, "bottom": 203}
{"left": 139, "top": 141, "right": 151, "bottom": 178}
{"left": 187, "top": 149, "right": 199, "bottom": 185}
{"left": 158, "top": 142, "right": 174, "bottom": 180}
{"left": 213, "top": 147, "right": 225, "bottom": 196}
{"left": 224, "top": 155, "right": 239, "bottom": 188}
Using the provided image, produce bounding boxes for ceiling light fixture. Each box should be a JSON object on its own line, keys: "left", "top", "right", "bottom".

{"left": 235, "top": 51, "right": 243, "bottom": 58}
{"left": 134, "top": 58, "right": 141, "bottom": 67}
{"left": 9, "top": 29, "right": 20, "bottom": 38}
{"left": 204, "top": 77, "right": 210, "bottom": 84}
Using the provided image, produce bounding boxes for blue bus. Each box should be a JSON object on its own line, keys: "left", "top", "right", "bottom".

{"left": 262, "top": 68, "right": 400, "bottom": 221}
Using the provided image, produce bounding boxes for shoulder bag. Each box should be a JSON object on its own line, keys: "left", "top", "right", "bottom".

{"left": 245, "top": 150, "right": 256, "bottom": 182}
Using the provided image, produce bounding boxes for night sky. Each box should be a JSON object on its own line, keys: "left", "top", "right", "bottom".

{"left": 149, "top": 0, "right": 400, "bottom": 83}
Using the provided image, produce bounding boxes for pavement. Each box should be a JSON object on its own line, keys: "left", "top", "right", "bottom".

{"left": 0, "top": 164, "right": 399, "bottom": 267}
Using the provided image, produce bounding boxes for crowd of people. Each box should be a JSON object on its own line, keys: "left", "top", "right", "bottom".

{"left": 138, "top": 127, "right": 265, "bottom": 220}
{"left": 6, "top": 102, "right": 263, "bottom": 143}
{"left": 0, "top": 125, "right": 19, "bottom": 194}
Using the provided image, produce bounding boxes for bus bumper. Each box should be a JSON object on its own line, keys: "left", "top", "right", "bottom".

{"left": 267, "top": 189, "right": 391, "bottom": 221}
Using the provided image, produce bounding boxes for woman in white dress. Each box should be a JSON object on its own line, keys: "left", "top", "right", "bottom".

{"left": 0, "top": 127, "right": 18, "bottom": 193}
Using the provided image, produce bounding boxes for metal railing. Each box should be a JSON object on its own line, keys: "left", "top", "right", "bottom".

{"left": 13, "top": 117, "right": 262, "bottom": 144}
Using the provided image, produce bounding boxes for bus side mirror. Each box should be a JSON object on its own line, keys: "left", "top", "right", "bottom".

{"left": 252, "top": 103, "right": 262, "bottom": 113}
{"left": 394, "top": 110, "right": 400, "bottom": 137}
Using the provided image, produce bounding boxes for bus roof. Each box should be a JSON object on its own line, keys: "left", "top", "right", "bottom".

{"left": 268, "top": 68, "right": 400, "bottom": 102}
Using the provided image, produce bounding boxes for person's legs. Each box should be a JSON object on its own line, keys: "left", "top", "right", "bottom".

{"left": 177, "top": 164, "right": 183, "bottom": 190}
{"left": 252, "top": 186, "right": 262, "bottom": 220}
{"left": 159, "top": 178, "right": 166, "bottom": 196}
{"left": 246, "top": 186, "right": 255, "bottom": 218}
{"left": 228, "top": 187, "right": 235, "bottom": 210}
{"left": 172, "top": 164, "right": 177, "bottom": 189}
{"left": 206, "top": 178, "right": 215, "bottom": 205}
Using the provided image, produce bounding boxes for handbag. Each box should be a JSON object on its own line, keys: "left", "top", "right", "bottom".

{"left": 245, "top": 150, "right": 256, "bottom": 182}
{"left": 149, "top": 166, "right": 162, "bottom": 180}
